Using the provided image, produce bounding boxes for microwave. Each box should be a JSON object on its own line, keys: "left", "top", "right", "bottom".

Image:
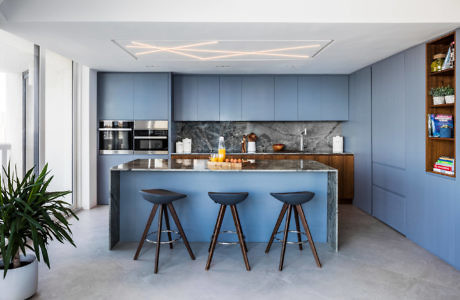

{"left": 98, "top": 120, "right": 134, "bottom": 154}
{"left": 133, "top": 120, "right": 169, "bottom": 155}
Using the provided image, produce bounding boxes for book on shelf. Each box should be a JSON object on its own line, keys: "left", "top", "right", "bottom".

{"left": 428, "top": 114, "right": 454, "bottom": 137}
{"left": 433, "top": 156, "right": 455, "bottom": 175}
{"left": 433, "top": 168, "right": 455, "bottom": 175}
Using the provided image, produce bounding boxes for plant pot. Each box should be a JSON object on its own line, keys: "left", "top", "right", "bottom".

{"left": 433, "top": 96, "right": 445, "bottom": 105}
{"left": 440, "top": 127, "right": 452, "bottom": 138}
{"left": 445, "top": 95, "right": 455, "bottom": 104}
{"left": 0, "top": 254, "right": 38, "bottom": 300}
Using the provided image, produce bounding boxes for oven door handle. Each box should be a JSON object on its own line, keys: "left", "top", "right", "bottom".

{"left": 134, "top": 136, "right": 168, "bottom": 140}
{"left": 98, "top": 128, "right": 132, "bottom": 131}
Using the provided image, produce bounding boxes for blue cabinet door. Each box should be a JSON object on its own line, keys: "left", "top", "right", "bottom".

{"left": 298, "top": 75, "right": 348, "bottom": 121}
{"left": 173, "top": 75, "right": 198, "bottom": 121}
{"left": 97, "top": 73, "right": 134, "bottom": 120}
{"left": 219, "top": 76, "right": 242, "bottom": 121}
{"left": 133, "top": 73, "right": 169, "bottom": 120}
{"left": 275, "top": 76, "right": 298, "bottom": 120}
{"left": 242, "top": 76, "right": 275, "bottom": 120}
{"left": 320, "top": 76, "right": 348, "bottom": 121}
{"left": 197, "top": 76, "right": 220, "bottom": 121}
{"left": 298, "top": 76, "right": 322, "bottom": 120}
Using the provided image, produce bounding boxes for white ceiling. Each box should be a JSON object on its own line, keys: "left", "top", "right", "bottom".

{"left": 0, "top": 1, "right": 459, "bottom": 74}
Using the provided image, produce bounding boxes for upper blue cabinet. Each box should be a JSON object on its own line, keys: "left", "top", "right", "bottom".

{"left": 174, "top": 76, "right": 220, "bottom": 121}
{"left": 98, "top": 72, "right": 170, "bottom": 121}
{"left": 98, "top": 73, "right": 134, "bottom": 120}
{"left": 242, "top": 77, "right": 275, "bottom": 120}
{"left": 275, "top": 76, "right": 298, "bottom": 121}
{"left": 133, "top": 73, "right": 169, "bottom": 120}
{"left": 219, "top": 76, "right": 242, "bottom": 121}
{"left": 298, "top": 75, "right": 348, "bottom": 121}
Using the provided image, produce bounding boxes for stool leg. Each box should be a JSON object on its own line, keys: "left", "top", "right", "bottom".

{"left": 163, "top": 205, "right": 173, "bottom": 249}
{"left": 234, "top": 205, "right": 248, "bottom": 253}
{"left": 279, "top": 205, "right": 292, "bottom": 271}
{"left": 208, "top": 204, "right": 225, "bottom": 253}
{"left": 294, "top": 208, "right": 303, "bottom": 251}
{"left": 265, "top": 204, "right": 288, "bottom": 253}
{"left": 167, "top": 203, "right": 195, "bottom": 260}
{"left": 296, "top": 205, "right": 321, "bottom": 268}
{"left": 154, "top": 204, "right": 164, "bottom": 273}
{"left": 134, "top": 204, "right": 159, "bottom": 260}
{"left": 206, "top": 205, "right": 226, "bottom": 270}
{"left": 231, "top": 205, "right": 251, "bottom": 271}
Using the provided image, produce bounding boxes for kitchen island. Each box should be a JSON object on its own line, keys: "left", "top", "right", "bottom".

{"left": 110, "top": 159, "right": 338, "bottom": 251}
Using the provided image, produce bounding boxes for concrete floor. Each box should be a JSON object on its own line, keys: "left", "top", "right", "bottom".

{"left": 32, "top": 205, "right": 460, "bottom": 300}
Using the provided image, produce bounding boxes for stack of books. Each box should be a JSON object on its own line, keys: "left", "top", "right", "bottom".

{"left": 433, "top": 157, "right": 455, "bottom": 175}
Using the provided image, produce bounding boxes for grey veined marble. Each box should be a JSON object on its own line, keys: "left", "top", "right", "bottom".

{"left": 175, "top": 121, "right": 342, "bottom": 153}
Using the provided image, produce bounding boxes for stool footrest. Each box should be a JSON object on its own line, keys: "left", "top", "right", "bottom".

{"left": 146, "top": 230, "right": 181, "bottom": 245}
{"left": 274, "top": 230, "right": 309, "bottom": 245}
{"left": 211, "top": 230, "right": 246, "bottom": 246}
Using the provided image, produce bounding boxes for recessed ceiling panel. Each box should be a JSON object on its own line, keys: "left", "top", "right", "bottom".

{"left": 114, "top": 40, "right": 332, "bottom": 61}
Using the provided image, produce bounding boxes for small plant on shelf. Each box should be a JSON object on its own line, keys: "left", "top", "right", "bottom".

{"left": 430, "top": 87, "right": 445, "bottom": 105}
{"left": 444, "top": 86, "right": 455, "bottom": 104}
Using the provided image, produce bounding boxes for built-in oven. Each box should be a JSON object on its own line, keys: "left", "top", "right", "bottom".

{"left": 134, "top": 120, "right": 169, "bottom": 154}
{"left": 98, "top": 120, "right": 134, "bottom": 154}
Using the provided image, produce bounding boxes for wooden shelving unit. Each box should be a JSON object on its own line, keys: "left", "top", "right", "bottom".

{"left": 426, "top": 32, "right": 456, "bottom": 177}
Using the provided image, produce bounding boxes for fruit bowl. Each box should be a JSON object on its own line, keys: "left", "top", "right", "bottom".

{"left": 272, "top": 144, "right": 285, "bottom": 152}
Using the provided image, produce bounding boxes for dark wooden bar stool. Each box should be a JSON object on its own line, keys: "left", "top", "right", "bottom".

{"left": 265, "top": 191, "right": 322, "bottom": 270}
{"left": 206, "top": 192, "right": 250, "bottom": 271}
{"left": 133, "top": 189, "right": 195, "bottom": 273}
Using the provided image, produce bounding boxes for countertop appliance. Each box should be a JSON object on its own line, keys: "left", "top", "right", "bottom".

{"left": 133, "top": 120, "right": 169, "bottom": 154}
{"left": 99, "top": 120, "right": 134, "bottom": 154}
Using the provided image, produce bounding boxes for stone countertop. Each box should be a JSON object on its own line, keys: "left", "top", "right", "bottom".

{"left": 172, "top": 152, "right": 353, "bottom": 155}
{"left": 111, "top": 159, "right": 337, "bottom": 172}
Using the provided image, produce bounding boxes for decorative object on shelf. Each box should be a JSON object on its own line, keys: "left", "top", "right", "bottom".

{"left": 0, "top": 163, "right": 77, "bottom": 300}
{"left": 272, "top": 144, "right": 285, "bottom": 152}
{"left": 428, "top": 114, "right": 453, "bottom": 137}
{"left": 433, "top": 156, "right": 455, "bottom": 176}
{"left": 444, "top": 86, "right": 455, "bottom": 104}
{"left": 440, "top": 125, "right": 453, "bottom": 138}
{"left": 247, "top": 132, "right": 257, "bottom": 154}
{"left": 442, "top": 41, "right": 455, "bottom": 70}
{"left": 431, "top": 53, "right": 446, "bottom": 72}
{"left": 332, "top": 136, "right": 344, "bottom": 154}
{"left": 430, "top": 87, "right": 445, "bottom": 105}
{"left": 241, "top": 135, "right": 247, "bottom": 153}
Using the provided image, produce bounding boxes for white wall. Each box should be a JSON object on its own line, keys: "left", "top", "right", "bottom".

{"left": 43, "top": 50, "right": 73, "bottom": 204}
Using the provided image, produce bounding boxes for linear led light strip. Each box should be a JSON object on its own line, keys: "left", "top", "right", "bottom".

{"left": 126, "top": 41, "right": 320, "bottom": 60}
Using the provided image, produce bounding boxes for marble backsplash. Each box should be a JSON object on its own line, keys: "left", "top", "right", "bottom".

{"left": 175, "top": 121, "right": 342, "bottom": 153}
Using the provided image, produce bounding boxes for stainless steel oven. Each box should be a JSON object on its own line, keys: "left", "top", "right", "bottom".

{"left": 98, "top": 120, "right": 134, "bottom": 154}
{"left": 134, "top": 120, "right": 169, "bottom": 154}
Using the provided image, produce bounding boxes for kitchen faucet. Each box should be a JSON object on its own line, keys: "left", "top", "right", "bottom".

{"left": 300, "top": 128, "right": 307, "bottom": 152}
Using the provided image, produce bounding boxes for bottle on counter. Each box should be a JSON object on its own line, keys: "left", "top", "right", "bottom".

{"left": 218, "top": 136, "right": 226, "bottom": 162}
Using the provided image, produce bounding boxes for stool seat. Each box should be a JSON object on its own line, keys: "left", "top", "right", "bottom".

{"left": 140, "top": 189, "right": 186, "bottom": 204}
{"left": 208, "top": 192, "right": 249, "bottom": 205}
{"left": 270, "top": 191, "right": 315, "bottom": 205}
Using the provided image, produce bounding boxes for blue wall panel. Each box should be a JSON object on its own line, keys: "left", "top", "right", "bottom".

{"left": 372, "top": 162, "right": 406, "bottom": 196}
{"left": 372, "top": 186, "right": 405, "bottom": 233}
{"left": 342, "top": 67, "right": 372, "bottom": 214}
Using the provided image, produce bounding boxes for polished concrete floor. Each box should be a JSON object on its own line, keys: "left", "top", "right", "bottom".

{"left": 32, "top": 205, "right": 460, "bottom": 300}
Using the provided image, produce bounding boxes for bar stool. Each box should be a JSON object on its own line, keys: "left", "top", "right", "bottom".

{"left": 133, "top": 189, "right": 195, "bottom": 273}
{"left": 265, "top": 191, "right": 321, "bottom": 270}
{"left": 206, "top": 192, "right": 250, "bottom": 271}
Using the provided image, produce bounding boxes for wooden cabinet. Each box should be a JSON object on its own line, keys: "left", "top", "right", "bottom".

{"left": 171, "top": 153, "right": 354, "bottom": 202}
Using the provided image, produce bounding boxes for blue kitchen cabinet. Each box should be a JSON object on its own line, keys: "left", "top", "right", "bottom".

{"left": 242, "top": 76, "right": 275, "bottom": 120}
{"left": 275, "top": 76, "right": 298, "bottom": 120}
{"left": 97, "top": 73, "right": 134, "bottom": 120}
{"left": 133, "top": 73, "right": 169, "bottom": 120}
{"left": 173, "top": 75, "right": 198, "bottom": 121}
{"left": 298, "top": 75, "right": 348, "bottom": 121}
{"left": 197, "top": 76, "right": 220, "bottom": 120}
{"left": 219, "top": 76, "right": 242, "bottom": 121}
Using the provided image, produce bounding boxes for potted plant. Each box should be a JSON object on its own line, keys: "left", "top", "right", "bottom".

{"left": 430, "top": 87, "right": 445, "bottom": 105}
{"left": 0, "top": 163, "right": 78, "bottom": 300}
{"left": 440, "top": 124, "right": 453, "bottom": 138}
{"left": 444, "top": 86, "right": 455, "bottom": 104}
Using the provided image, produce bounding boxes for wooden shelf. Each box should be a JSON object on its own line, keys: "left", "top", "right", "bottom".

{"left": 428, "top": 137, "right": 455, "bottom": 141}
{"left": 430, "top": 103, "right": 455, "bottom": 108}
{"left": 429, "top": 68, "right": 455, "bottom": 76}
{"left": 425, "top": 31, "right": 456, "bottom": 178}
{"left": 427, "top": 170, "right": 456, "bottom": 178}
